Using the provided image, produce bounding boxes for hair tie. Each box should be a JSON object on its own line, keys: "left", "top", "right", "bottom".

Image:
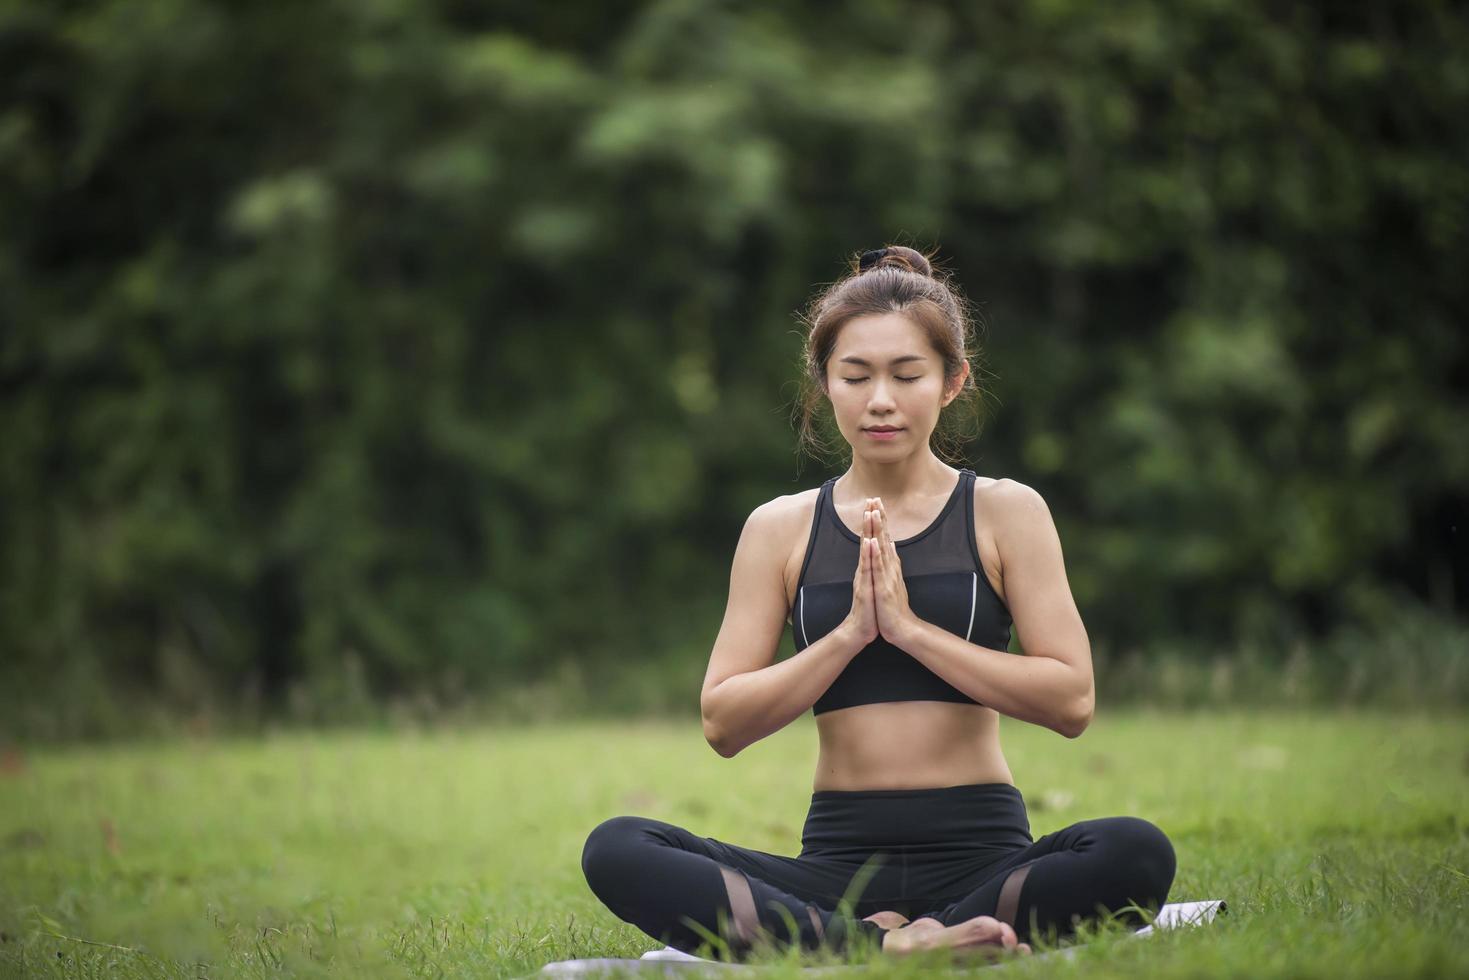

{"left": 858, "top": 248, "right": 889, "bottom": 271}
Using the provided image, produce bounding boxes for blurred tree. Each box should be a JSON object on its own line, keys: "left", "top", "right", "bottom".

{"left": 1, "top": 0, "right": 1464, "bottom": 728}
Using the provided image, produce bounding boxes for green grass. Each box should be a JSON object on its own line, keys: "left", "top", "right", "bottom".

{"left": 1, "top": 710, "right": 1466, "bottom": 978}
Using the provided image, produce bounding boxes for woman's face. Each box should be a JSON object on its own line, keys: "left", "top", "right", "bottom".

{"left": 825, "top": 312, "right": 964, "bottom": 459}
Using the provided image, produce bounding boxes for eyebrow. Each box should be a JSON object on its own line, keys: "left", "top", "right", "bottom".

{"left": 837, "top": 355, "right": 928, "bottom": 367}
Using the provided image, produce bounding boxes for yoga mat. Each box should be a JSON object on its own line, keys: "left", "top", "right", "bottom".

{"left": 534, "top": 899, "right": 1226, "bottom": 976}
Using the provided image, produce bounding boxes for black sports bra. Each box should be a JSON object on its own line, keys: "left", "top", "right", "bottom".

{"left": 791, "top": 469, "right": 1012, "bottom": 715}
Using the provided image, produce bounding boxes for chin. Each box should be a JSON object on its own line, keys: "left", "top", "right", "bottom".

{"left": 853, "top": 441, "right": 917, "bottom": 460}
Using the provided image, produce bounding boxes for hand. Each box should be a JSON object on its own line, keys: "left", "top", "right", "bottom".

{"left": 869, "top": 498, "right": 919, "bottom": 644}
{"left": 841, "top": 498, "right": 880, "bottom": 646}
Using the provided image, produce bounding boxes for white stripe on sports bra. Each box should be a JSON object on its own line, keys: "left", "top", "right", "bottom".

{"left": 965, "top": 572, "right": 978, "bottom": 642}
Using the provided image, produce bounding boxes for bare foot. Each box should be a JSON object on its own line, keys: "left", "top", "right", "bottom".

{"left": 862, "top": 910, "right": 910, "bottom": 930}
{"left": 881, "top": 915, "right": 1032, "bottom": 959}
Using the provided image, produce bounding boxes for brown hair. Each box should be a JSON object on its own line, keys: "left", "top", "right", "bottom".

{"left": 794, "top": 244, "right": 990, "bottom": 465}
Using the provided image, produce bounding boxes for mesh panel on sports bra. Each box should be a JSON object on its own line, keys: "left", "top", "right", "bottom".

{"left": 791, "top": 469, "right": 1013, "bottom": 716}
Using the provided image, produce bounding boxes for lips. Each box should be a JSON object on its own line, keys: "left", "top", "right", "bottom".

{"left": 864, "top": 426, "right": 903, "bottom": 432}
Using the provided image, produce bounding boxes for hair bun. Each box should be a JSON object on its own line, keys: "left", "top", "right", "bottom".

{"left": 856, "top": 245, "right": 933, "bottom": 278}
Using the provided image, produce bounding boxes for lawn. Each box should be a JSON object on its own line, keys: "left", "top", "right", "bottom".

{"left": 1, "top": 710, "right": 1465, "bottom": 978}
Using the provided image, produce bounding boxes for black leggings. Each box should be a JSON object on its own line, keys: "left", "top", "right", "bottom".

{"left": 581, "top": 782, "right": 1175, "bottom": 960}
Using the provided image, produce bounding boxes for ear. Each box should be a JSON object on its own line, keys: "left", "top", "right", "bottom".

{"left": 941, "top": 361, "right": 970, "bottom": 407}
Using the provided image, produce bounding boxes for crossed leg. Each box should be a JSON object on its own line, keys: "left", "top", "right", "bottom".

{"left": 581, "top": 814, "right": 899, "bottom": 959}
{"left": 582, "top": 814, "right": 1175, "bottom": 959}
{"left": 920, "top": 816, "right": 1178, "bottom": 945}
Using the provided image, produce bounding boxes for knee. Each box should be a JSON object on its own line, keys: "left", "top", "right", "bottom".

{"left": 581, "top": 815, "right": 656, "bottom": 895}
{"left": 1103, "top": 816, "right": 1176, "bottom": 905}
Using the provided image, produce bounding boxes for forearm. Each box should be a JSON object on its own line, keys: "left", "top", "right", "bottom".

{"left": 893, "top": 618, "right": 1093, "bottom": 736}
{"left": 702, "top": 624, "right": 867, "bottom": 757}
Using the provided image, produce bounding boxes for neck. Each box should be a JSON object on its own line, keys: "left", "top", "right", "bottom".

{"left": 839, "top": 449, "right": 954, "bottom": 502}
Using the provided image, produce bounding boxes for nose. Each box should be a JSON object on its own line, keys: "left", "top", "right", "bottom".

{"left": 867, "top": 378, "right": 897, "bottom": 413}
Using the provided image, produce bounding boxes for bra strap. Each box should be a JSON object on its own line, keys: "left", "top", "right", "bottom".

{"left": 961, "top": 468, "right": 985, "bottom": 573}
{"left": 794, "top": 477, "right": 834, "bottom": 590}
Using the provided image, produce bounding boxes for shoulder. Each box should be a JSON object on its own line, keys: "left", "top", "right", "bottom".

{"left": 734, "top": 487, "right": 826, "bottom": 601}
{"left": 743, "top": 486, "right": 823, "bottom": 542}
{"left": 974, "top": 476, "right": 1050, "bottom": 513}
{"left": 972, "top": 476, "right": 1055, "bottom": 538}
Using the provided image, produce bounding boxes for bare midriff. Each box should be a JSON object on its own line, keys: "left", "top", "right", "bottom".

{"left": 811, "top": 700, "right": 1014, "bottom": 792}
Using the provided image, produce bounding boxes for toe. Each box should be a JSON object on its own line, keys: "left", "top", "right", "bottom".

{"left": 964, "top": 916, "right": 1006, "bottom": 945}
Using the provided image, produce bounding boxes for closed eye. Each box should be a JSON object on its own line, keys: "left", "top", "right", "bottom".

{"left": 842, "top": 376, "right": 922, "bottom": 385}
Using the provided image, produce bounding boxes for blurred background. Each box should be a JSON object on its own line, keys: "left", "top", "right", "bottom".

{"left": 2, "top": 0, "right": 1465, "bottom": 740}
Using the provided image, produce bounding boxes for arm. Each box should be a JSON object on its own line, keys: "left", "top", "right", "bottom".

{"left": 872, "top": 482, "right": 1095, "bottom": 738}
{"left": 699, "top": 498, "right": 873, "bottom": 758}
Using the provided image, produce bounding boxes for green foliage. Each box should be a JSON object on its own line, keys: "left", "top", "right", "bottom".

{"left": 1, "top": 2, "right": 1465, "bottom": 726}
{"left": 0, "top": 713, "right": 1466, "bottom": 977}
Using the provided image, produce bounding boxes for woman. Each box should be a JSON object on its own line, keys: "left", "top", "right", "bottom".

{"left": 581, "top": 246, "right": 1176, "bottom": 962}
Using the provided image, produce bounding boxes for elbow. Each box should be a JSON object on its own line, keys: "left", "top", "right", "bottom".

{"left": 704, "top": 725, "right": 739, "bottom": 758}
{"left": 1057, "top": 688, "right": 1095, "bottom": 739}
{"left": 701, "top": 708, "right": 741, "bottom": 759}
{"left": 705, "top": 730, "right": 742, "bottom": 759}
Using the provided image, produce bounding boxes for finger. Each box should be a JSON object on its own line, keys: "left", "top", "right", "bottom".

{"left": 875, "top": 499, "right": 893, "bottom": 548}
{"left": 1018, "top": 943, "right": 1032, "bottom": 956}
